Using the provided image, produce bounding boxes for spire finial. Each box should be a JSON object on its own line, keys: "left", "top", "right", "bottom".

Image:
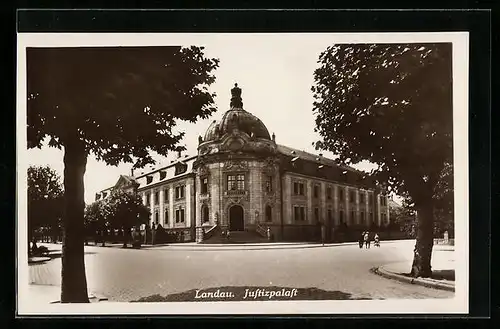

{"left": 230, "top": 83, "right": 243, "bottom": 108}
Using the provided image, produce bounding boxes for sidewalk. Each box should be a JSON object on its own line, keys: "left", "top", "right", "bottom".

{"left": 27, "top": 284, "right": 109, "bottom": 304}
{"left": 39, "top": 239, "right": 413, "bottom": 251}
{"left": 141, "top": 239, "right": 412, "bottom": 251}
{"left": 373, "top": 245, "right": 455, "bottom": 292}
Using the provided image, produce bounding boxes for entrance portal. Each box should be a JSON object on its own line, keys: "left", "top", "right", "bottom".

{"left": 229, "top": 205, "right": 244, "bottom": 231}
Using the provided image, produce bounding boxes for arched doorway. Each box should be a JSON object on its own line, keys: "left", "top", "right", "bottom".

{"left": 229, "top": 205, "right": 244, "bottom": 231}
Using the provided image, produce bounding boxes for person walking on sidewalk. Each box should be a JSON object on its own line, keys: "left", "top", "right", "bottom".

{"left": 364, "top": 231, "right": 371, "bottom": 249}
{"left": 374, "top": 233, "right": 380, "bottom": 247}
{"left": 359, "top": 232, "right": 365, "bottom": 249}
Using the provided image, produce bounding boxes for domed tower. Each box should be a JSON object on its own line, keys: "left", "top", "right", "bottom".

{"left": 193, "top": 84, "right": 281, "bottom": 242}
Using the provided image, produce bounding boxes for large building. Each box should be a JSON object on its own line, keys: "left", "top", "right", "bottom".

{"left": 96, "top": 84, "right": 389, "bottom": 242}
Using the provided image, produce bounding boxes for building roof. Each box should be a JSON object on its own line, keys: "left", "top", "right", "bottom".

{"left": 203, "top": 84, "right": 271, "bottom": 142}
{"left": 276, "top": 144, "right": 360, "bottom": 174}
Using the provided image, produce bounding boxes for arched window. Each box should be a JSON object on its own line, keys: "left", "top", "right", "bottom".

{"left": 265, "top": 205, "right": 272, "bottom": 222}
{"left": 202, "top": 205, "right": 209, "bottom": 223}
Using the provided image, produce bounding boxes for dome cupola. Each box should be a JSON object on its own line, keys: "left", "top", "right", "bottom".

{"left": 203, "top": 83, "right": 271, "bottom": 142}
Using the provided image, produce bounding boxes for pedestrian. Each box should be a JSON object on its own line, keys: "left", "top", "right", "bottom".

{"left": 359, "top": 232, "right": 364, "bottom": 249}
{"left": 364, "top": 231, "right": 370, "bottom": 249}
{"left": 374, "top": 233, "right": 380, "bottom": 247}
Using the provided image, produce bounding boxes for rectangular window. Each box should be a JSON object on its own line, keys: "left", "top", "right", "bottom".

{"left": 313, "top": 185, "right": 319, "bottom": 198}
{"left": 326, "top": 187, "right": 332, "bottom": 200}
{"left": 360, "top": 211, "right": 365, "bottom": 223}
{"left": 370, "top": 212, "right": 374, "bottom": 223}
{"left": 146, "top": 176, "right": 153, "bottom": 184}
{"left": 165, "top": 209, "right": 169, "bottom": 224}
{"left": 164, "top": 189, "right": 169, "bottom": 203}
{"left": 360, "top": 193, "right": 365, "bottom": 203}
{"left": 160, "top": 171, "right": 167, "bottom": 180}
{"left": 350, "top": 190, "right": 355, "bottom": 203}
{"left": 266, "top": 176, "right": 273, "bottom": 193}
{"left": 339, "top": 188, "right": 344, "bottom": 201}
{"left": 154, "top": 191, "right": 159, "bottom": 205}
{"left": 175, "top": 208, "right": 185, "bottom": 223}
{"left": 175, "top": 186, "right": 185, "bottom": 199}
{"left": 145, "top": 193, "right": 150, "bottom": 206}
{"left": 369, "top": 194, "right": 374, "bottom": 205}
{"left": 201, "top": 177, "right": 209, "bottom": 194}
{"left": 155, "top": 212, "right": 159, "bottom": 224}
{"left": 294, "top": 206, "right": 306, "bottom": 221}
{"left": 327, "top": 209, "right": 332, "bottom": 222}
{"left": 293, "top": 182, "right": 305, "bottom": 196}
{"left": 351, "top": 210, "right": 355, "bottom": 223}
{"left": 314, "top": 207, "right": 320, "bottom": 222}
{"left": 340, "top": 210, "right": 344, "bottom": 224}
{"left": 227, "top": 174, "right": 245, "bottom": 191}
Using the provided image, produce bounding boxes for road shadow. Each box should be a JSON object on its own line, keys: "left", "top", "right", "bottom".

{"left": 131, "top": 286, "right": 380, "bottom": 302}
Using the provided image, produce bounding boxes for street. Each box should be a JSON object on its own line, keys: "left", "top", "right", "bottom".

{"left": 29, "top": 240, "right": 453, "bottom": 302}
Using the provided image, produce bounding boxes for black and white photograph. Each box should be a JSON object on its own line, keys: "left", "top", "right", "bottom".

{"left": 17, "top": 32, "right": 469, "bottom": 315}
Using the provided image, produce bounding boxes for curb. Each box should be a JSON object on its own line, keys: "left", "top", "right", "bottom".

{"left": 371, "top": 266, "right": 455, "bottom": 292}
{"left": 49, "top": 294, "right": 109, "bottom": 304}
{"left": 28, "top": 257, "right": 51, "bottom": 264}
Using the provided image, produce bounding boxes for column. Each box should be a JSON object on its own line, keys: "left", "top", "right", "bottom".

{"left": 355, "top": 189, "right": 360, "bottom": 225}
{"left": 344, "top": 187, "right": 349, "bottom": 225}
{"left": 150, "top": 191, "right": 155, "bottom": 226}
{"left": 333, "top": 185, "right": 339, "bottom": 226}
{"left": 159, "top": 188, "right": 165, "bottom": 226}
{"left": 307, "top": 181, "right": 313, "bottom": 223}
{"left": 169, "top": 188, "right": 174, "bottom": 228}
{"left": 186, "top": 182, "right": 192, "bottom": 228}
{"left": 196, "top": 177, "right": 202, "bottom": 227}
{"left": 376, "top": 194, "right": 382, "bottom": 226}
{"left": 365, "top": 191, "right": 370, "bottom": 226}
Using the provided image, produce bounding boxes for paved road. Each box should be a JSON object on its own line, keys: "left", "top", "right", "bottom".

{"left": 29, "top": 240, "right": 453, "bottom": 302}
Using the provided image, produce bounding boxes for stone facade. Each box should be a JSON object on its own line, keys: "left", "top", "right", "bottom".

{"left": 96, "top": 84, "right": 389, "bottom": 242}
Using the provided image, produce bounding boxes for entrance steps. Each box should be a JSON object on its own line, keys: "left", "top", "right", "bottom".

{"left": 201, "top": 230, "right": 269, "bottom": 244}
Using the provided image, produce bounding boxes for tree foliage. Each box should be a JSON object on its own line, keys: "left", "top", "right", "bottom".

{"left": 27, "top": 165, "right": 64, "bottom": 235}
{"left": 84, "top": 200, "right": 112, "bottom": 231}
{"left": 312, "top": 43, "right": 453, "bottom": 277}
{"left": 312, "top": 43, "right": 452, "bottom": 204}
{"left": 27, "top": 46, "right": 220, "bottom": 167}
{"left": 106, "top": 189, "right": 150, "bottom": 229}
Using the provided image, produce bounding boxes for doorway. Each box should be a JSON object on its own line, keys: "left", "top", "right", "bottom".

{"left": 229, "top": 205, "right": 244, "bottom": 231}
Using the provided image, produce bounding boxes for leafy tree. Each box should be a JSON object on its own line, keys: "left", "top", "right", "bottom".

{"left": 312, "top": 43, "right": 452, "bottom": 277}
{"left": 27, "top": 165, "right": 64, "bottom": 254}
{"left": 84, "top": 200, "right": 113, "bottom": 246}
{"left": 106, "top": 189, "right": 150, "bottom": 247}
{"left": 389, "top": 200, "right": 417, "bottom": 238}
{"left": 27, "top": 46, "right": 219, "bottom": 302}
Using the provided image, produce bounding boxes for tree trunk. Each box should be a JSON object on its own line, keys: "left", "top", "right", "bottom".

{"left": 410, "top": 203, "right": 434, "bottom": 278}
{"left": 61, "top": 142, "right": 89, "bottom": 303}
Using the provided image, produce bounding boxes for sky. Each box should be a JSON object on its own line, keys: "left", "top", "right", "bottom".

{"left": 25, "top": 34, "right": 386, "bottom": 204}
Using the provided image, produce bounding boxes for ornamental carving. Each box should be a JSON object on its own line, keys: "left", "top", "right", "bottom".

{"left": 222, "top": 160, "right": 249, "bottom": 172}
{"left": 197, "top": 165, "right": 209, "bottom": 177}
